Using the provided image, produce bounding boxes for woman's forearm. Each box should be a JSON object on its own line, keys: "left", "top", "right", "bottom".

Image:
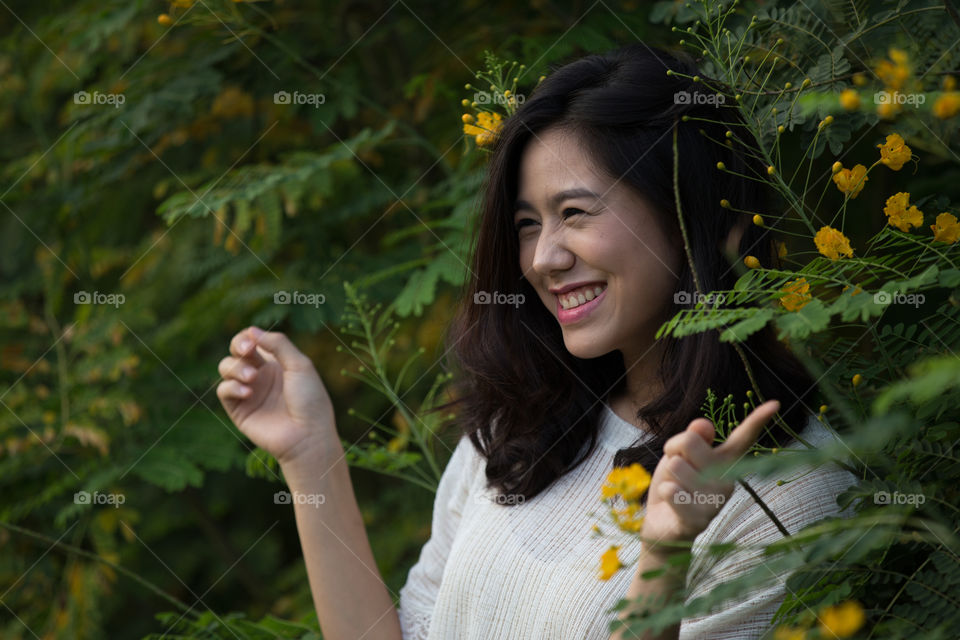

{"left": 281, "top": 439, "right": 403, "bottom": 640}
{"left": 610, "top": 549, "right": 686, "bottom": 640}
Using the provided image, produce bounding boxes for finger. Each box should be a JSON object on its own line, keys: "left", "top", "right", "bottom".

{"left": 252, "top": 329, "right": 314, "bottom": 372}
{"left": 217, "top": 379, "right": 252, "bottom": 401}
{"left": 663, "top": 454, "right": 702, "bottom": 490}
{"left": 687, "top": 418, "right": 715, "bottom": 445}
{"left": 218, "top": 356, "right": 258, "bottom": 384}
{"left": 229, "top": 327, "right": 267, "bottom": 366}
{"left": 714, "top": 399, "right": 781, "bottom": 460}
{"left": 663, "top": 428, "right": 715, "bottom": 470}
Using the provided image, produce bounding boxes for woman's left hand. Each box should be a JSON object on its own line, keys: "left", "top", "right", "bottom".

{"left": 639, "top": 399, "right": 781, "bottom": 557}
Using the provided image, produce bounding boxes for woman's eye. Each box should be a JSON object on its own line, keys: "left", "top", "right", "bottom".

{"left": 514, "top": 209, "right": 585, "bottom": 232}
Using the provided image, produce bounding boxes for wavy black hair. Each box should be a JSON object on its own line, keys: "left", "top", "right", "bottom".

{"left": 435, "top": 42, "right": 818, "bottom": 505}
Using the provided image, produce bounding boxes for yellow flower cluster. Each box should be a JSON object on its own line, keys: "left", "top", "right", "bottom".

{"left": 818, "top": 133, "right": 957, "bottom": 258}
{"left": 596, "top": 462, "right": 652, "bottom": 580}
{"left": 462, "top": 111, "right": 504, "bottom": 147}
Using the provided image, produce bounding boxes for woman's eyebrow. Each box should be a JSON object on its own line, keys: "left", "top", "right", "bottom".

{"left": 513, "top": 188, "right": 603, "bottom": 212}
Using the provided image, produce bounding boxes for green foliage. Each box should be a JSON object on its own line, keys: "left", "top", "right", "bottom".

{"left": 611, "top": 1, "right": 960, "bottom": 638}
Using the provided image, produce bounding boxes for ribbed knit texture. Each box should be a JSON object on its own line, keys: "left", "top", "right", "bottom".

{"left": 397, "top": 404, "right": 857, "bottom": 639}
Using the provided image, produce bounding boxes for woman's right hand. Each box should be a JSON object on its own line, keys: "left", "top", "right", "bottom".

{"left": 216, "top": 326, "right": 338, "bottom": 467}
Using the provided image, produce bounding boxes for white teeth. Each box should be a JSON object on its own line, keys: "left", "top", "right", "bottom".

{"left": 560, "top": 284, "right": 606, "bottom": 309}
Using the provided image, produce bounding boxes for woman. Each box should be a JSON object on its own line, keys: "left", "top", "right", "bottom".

{"left": 216, "top": 43, "right": 857, "bottom": 639}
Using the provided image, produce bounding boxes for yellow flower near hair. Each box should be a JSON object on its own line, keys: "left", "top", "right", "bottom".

{"left": 818, "top": 600, "right": 865, "bottom": 638}
{"left": 877, "top": 133, "right": 912, "bottom": 170}
{"left": 598, "top": 545, "right": 623, "bottom": 581}
{"left": 814, "top": 226, "right": 854, "bottom": 260}
{"left": 601, "top": 463, "right": 651, "bottom": 503}
{"left": 832, "top": 164, "right": 868, "bottom": 198}
{"left": 883, "top": 192, "right": 923, "bottom": 232}
{"left": 931, "top": 212, "right": 960, "bottom": 243}
{"left": 779, "top": 277, "right": 811, "bottom": 311}
{"left": 463, "top": 111, "right": 503, "bottom": 147}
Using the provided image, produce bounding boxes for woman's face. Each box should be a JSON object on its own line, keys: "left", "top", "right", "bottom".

{"left": 514, "top": 126, "right": 684, "bottom": 361}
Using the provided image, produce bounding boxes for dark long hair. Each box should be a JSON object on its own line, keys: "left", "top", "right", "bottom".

{"left": 435, "top": 42, "right": 818, "bottom": 505}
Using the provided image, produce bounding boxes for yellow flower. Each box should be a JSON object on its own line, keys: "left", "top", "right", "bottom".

{"left": 818, "top": 600, "right": 865, "bottom": 638}
{"left": 776, "top": 241, "right": 788, "bottom": 259}
{"left": 852, "top": 373, "right": 863, "bottom": 387}
{"left": 157, "top": 13, "right": 173, "bottom": 25}
{"left": 779, "top": 277, "right": 811, "bottom": 312}
{"left": 599, "top": 545, "right": 623, "bottom": 581}
{"left": 814, "top": 226, "right": 854, "bottom": 260}
{"left": 463, "top": 111, "right": 503, "bottom": 147}
{"left": 883, "top": 192, "right": 923, "bottom": 232}
{"left": 875, "top": 48, "right": 910, "bottom": 90}
{"left": 753, "top": 214, "right": 764, "bottom": 227}
{"left": 832, "top": 164, "right": 868, "bottom": 198}
{"left": 931, "top": 212, "right": 960, "bottom": 243}
{"left": 877, "top": 133, "right": 912, "bottom": 170}
{"left": 601, "top": 463, "right": 651, "bottom": 503}
{"left": 839, "top": 88, "right": 860, "bottom": 111}
{"left": 933, "top": 92, "right": 960, "bottom": 119}
{"left": 876, "top": 100, "right": 901, "bottom": 120}
{"left": 611, "top": 503, "right": 645, "bottom": 533}
{"left": 744, "top": 255, "right": 761, "bottom": 269}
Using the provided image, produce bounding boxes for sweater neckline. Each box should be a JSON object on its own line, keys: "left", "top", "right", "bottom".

{"left": 599, "top": 402, "right": 656, "bottom": 451}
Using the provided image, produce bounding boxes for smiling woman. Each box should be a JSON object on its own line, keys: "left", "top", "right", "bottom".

{"left": 394, "top": 42, "right": 858, "bottom": 639}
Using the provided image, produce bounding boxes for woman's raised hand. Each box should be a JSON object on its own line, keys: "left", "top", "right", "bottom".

{"left": 639, "top": 399, "right": 782, "bottom": 556}
{"left": 216, "top": 326, "right": 338, "bottom": 466}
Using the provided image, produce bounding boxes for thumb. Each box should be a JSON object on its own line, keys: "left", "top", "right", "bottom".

{"left": 251, "top": 328, "right": 313, "bottom": 372}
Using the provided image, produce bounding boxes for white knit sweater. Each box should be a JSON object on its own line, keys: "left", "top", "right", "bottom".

{"left": 397, "top": 403, "right": 858, "bottom": 639}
